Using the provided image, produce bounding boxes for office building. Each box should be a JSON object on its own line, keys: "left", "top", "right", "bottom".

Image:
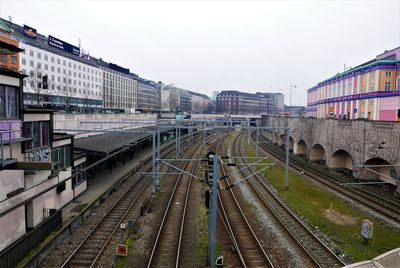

{"left": 307, "top": 47, "right": 400, "bottom": 121}
{"left": 3, "top": 19, "right": 103, "bottom": 109}
{"left": 97, "top": 59, "right": 137, "bottom": 111}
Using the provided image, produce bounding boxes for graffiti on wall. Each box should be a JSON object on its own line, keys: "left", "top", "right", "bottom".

{"left": 26, "top": 147, "right": 51, "bottom": 162}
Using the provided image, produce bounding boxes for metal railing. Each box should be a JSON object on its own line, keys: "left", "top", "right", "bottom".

{"left": 0, "top": 209, "right": 62, "bottom": 268}
{"left": 0, "top": 122, "right": 21, "bottom": 168}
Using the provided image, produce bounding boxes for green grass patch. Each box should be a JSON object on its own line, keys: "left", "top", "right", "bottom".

{"left": 196, "top": 202, "right": 209, "bottom": 262}
{"left": 115, "top": 236, "right": 135, "bottom": 268}
{"left": 245, "top": 143, "right": 400, "bottom": 262}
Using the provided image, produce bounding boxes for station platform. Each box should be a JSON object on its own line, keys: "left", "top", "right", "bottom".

{"left": 62, "top": 145, "right": 153, "bottom": 223}
{"left": 344, "top": 247, "right": 400, "bottom": 268}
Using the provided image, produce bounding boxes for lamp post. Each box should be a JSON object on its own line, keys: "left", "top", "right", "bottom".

{"left": 290, "top": 84, "right": 297, "bottom": 107}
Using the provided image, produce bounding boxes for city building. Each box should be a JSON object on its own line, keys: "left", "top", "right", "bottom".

{"left": 3, "top": 19, "right": 103, "bottom": 109}
{"left": 0, "top": 40, "right": 87, "bottom": 253}
{"left": 97, "top": 59, "right": 137, "bottom": 112}
{"left": 0, "top": 20, "right": 20, "bottom": 72}
{"left": 161, "top": 85, "right": 213, "bottom": 114}
{"left": 256, "top": 92, "right": 284, "bottom": 114}
{"left": 161, "top": 84, "right": 180, "bottom": 112}
{"left": 211, "top": 91, "right": 219, "bottom": 101}
{"left": 136, "top": 77, "right": 160, "bottom": 112}
{"left": 216, "top": 90, "right": 285, "bottom": 115}
{"left": 203, "top": 96, "right": 214, "bottom": 114}
{"left": 307, "top": 47, "right": 400, "bottom": 121}
{"left": 284, "top": 105, "right": 306, "bottom": 116}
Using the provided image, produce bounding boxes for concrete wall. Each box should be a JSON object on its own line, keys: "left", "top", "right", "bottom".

{"left": 262, "top": 116, "right": 400, "bottom": 184}
{"left": 53, "top": 113, "right": 158, "bottom": 138}
{"left": 0, "top": 206, "right": 25, "bottom": 251}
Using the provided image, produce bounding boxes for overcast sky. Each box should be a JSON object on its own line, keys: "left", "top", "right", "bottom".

{"left": 0, "top": 1, "right": 399, "bottom": 105}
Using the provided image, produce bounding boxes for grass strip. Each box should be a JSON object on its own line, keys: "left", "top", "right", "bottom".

{"left": 245, "top": 143, "right": 400, "bottom": 262}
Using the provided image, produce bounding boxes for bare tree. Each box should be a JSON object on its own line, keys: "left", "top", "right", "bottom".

{"left": 59, "top": 75, "right": 74, "bottom": 112}
{"left": 26, "top": 66, "right": 49, "bottom": 106}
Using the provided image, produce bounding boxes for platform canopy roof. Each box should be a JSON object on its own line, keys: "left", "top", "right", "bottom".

{"left": 74, "top": 126, "right": 173, "bottom": 154}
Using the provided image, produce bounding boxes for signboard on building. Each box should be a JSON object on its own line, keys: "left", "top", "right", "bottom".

{"left": 353, "top": 108, "right": 358, "bottom": 113}
{"left": 116, "top": 244, "right": 128, "bottom": 256}
{"left": 48, "top": 35, "right": 80, "bottom": 56}
{"left": 79, "top": 49, "right": 90, "bottom": 60}
{"left": 23, "top": 25, "right": 37, "bottom": 39}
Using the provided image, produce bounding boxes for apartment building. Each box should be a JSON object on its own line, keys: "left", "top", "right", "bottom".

{"left": 216, "top": 90, "right": 269, "bottom": 115}
{"left": 0, "top": 41, "right": 87, "bottom": 259}
{"left": 3, "top": 20, "right": 103, "bottom": 109}
{"left": 307, "top": 47, "right": 400, "bottom": 121}
{"left": 97, "top": 59, "right": 137, "bottom": 111}
{"left": 136, "top": 77, "right": 160, "bottom": 112}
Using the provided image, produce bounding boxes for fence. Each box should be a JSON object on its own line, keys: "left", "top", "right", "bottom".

{"left": 0, "top": 210, "right": 62, "bottom": 268}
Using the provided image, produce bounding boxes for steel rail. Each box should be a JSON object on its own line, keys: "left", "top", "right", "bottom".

{"left": 235, "top": 131, "right": 345, "bottom": 267}
{"left": 256, "top": 132, "right": 400, "bottom": 224}
{"left": 146, "top": 133, "right": 223, "bottom": 267}
{"left": 60, "top": 133, "right": 199, "bottom": 267}
{"left": 214, "top": 136, "right": 275, "bottom": 268}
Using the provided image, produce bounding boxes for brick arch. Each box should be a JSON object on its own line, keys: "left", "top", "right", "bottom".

{"left": 294, "top": 139, "right": 308, "bottom": 155}
{"left": 309, "top": 143, "right": 326, "bottom": 164}
{"left": 362, "top": 157, "right": 393, "bottom": 183}
{"left": 330, "top": 149, "right": 353, "bottom": 170}
{"left": 289, "top": 136, "right": 294, "bottom": 150}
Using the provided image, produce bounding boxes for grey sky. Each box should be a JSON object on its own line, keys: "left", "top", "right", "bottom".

{"left": 0, "top": 1, "right": 399, "bottom": 105}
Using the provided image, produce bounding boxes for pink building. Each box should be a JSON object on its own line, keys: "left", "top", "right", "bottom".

{"left": 307, "top": 47, "right": 400, "bottom": 121}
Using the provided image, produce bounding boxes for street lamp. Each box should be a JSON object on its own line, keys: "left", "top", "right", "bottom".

{"left": 290, "top": 84, "right": 297, "bottom": 107}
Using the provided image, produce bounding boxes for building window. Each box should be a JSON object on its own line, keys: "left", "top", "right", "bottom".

{"left": 52, "top": 145, "right": 71, "bottom": 170}
{"left": 0, "top": 85, "right": 19, "bottom": 119}
{"left": 51, "top": 57, "right": 54, "bottom": 63}
{"left": 63, "top": 60, "right": 66, "bottom": 66}
{"left": 385, "top": 71, "right": 392, "bottom": 77}
{"left": 30, "top": 50, "right": 34, "bottom": 57}
{"left": 30, "top": 60, "right": 34, "bottom": 67}
{"left": 10, "top": 56, "right": 17, "bottom": 64}
{"left": 37, "top": 62, "right": 41, "bottom": 69}
{"left": 51, "top": 66, "right": 55, "bottom": 72}
{"left": 1, "top": 54, "right": 7, "bottom": 62}
{"left": 45, "top": 64, "right": 48, "bottom": 70}
{"left": 44, "top": 55, "right": 48, "bottom": 61}
{"left": 397, "top": 76, "right": 400, "bottom": 90}
{"left": 37, "top": 52, "right": 41, "bottom": 59}
{"left": 22, "top": 58, "right": 26, "bottom": 65}
{"left": 72, "top": 162, "right": 86, "bottom": 188}
{"left": 384, "top": 81, "right": 391, "bottom": 91}
{"left": 22, "top": 121, "right": 50, "bottom": 151}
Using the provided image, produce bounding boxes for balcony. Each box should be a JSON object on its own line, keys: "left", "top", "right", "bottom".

{"left": 0, "top": 121, "right": 22, "bottom": 169}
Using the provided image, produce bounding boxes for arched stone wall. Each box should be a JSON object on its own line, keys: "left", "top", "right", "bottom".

{"left": 330, "top": 149, "right": 354, "bottom": 170}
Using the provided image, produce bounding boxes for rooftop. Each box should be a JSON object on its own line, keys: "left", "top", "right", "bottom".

{"left": 74, "top": 126, "right": 174, "bottom": 154}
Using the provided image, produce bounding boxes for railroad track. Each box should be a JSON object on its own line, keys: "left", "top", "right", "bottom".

{"left": 234, "top": 131, "right": 345, "bottom": 267}
{"left": 146, "top": 133, "right": 223, "bottom": 267}
{"left": 61, "top": 132, "right": 201, "bottom": 267}
{"left": 215, "top": 134, "right": 275, "bottom": 267}
{"left": 254, "top": 131, "right": 400, "bottom": 225}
